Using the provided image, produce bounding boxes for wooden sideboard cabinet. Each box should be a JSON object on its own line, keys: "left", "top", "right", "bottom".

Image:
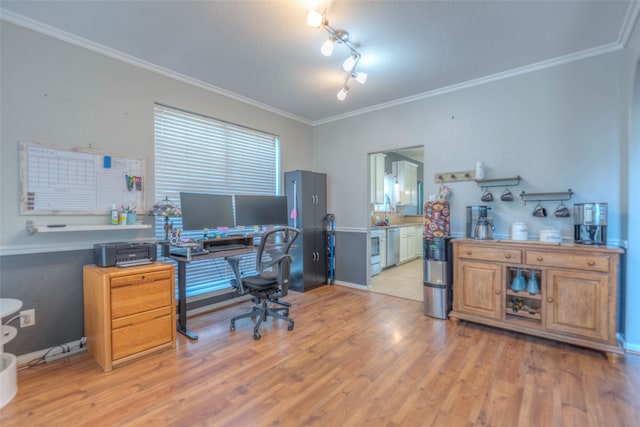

{"left": 450, "top": 239, "right": 624, "bottom": 361}
{"left": 83, "top": 262, "right": 176, "bottom": 371}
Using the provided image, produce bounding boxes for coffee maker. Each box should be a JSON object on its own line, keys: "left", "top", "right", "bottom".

{"left": 466, "top": 205, "right": 494, "bottom": 240}
{"left": 574, "top": 203, "right": 607, "bottom": 245}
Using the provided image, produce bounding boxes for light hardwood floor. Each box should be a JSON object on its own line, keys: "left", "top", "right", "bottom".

{"left": 370, "top": 259, "right": 423, "bottom": 301}
{"left": 2, "top": 285, "right": 639, "bottom": 426}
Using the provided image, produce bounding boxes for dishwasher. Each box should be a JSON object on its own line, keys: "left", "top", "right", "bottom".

{"left": 386, "top": 227, "right": 400, "bottom": 267}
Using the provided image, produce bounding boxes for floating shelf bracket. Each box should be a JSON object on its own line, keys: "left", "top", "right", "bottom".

{"left": 475, "top": 176, "right": 522, "bottom": 188}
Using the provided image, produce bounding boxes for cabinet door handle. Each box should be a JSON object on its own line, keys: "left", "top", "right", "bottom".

{"left": 537, "top": 256, "right": 543, "bottom": 262}
{"left": 504, "top": 254, "right": 511, "bottom": 259}
{"left": 547, "top": 297, "right": 553, "bottom": 303}
{"left": 587, "top": 260, "right": 595, "bottom": 266}
{"left": 495, "top": 290, "right": 501, "bottom": 295}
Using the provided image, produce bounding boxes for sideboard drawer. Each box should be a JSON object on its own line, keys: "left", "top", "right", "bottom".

{"left": 525, "top": 250, "right": 610, "bottom": 272}
{"left": 457, "top": 244, "right": 522, "bottom": 263}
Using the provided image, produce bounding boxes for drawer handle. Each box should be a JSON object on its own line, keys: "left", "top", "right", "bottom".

{"left": 466, "top": 250, "right": 472, "bottom": 255}
{"left": 504, "top": 254, "right": 511, "bottom": 259}
{"left": 587, "top": 260, "right": 595, "bottom": 266}
{"left": 547, "top": 297, "right": 553, "bottom": 303}
{"left": 537, "top": 256, "right": 543, "bottom": 262}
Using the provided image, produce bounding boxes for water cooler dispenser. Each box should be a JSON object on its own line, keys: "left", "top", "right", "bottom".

{"left": 423, "top": 237, "right": 452, "bottom": 319}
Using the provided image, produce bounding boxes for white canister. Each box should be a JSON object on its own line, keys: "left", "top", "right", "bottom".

{"left": 511, "top": 222, "right": 528, "bottom": 241}
{"left": 539, "top": 227, "right": 562, "bottom": 243}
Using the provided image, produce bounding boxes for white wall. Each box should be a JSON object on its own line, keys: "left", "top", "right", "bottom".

{"left": 0, "top": 22, "right": 314, "bottom": 254}
{"left": 315, "top": 52, "right": 622, "bottom": 241}
{"left": 621, "top": 14, "right": 640, "bottom": 352}
{"left": 314, "top": 49, "right": 637, "bottom": 349}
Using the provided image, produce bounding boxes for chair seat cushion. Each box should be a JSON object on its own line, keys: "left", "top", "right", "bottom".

{"left": 243, "top": 275, "right": 278, "bottom": 291}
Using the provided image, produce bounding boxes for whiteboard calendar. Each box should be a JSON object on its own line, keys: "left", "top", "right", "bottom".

{"left": 20, "top": 141, "right": 145, "bottom": 215}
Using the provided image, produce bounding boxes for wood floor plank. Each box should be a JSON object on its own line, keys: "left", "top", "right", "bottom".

{"left": 2, "top": 285, "right": 639, "bottom": 427}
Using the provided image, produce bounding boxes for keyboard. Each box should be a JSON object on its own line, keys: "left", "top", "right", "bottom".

{"left": 116, "top": 258, "right": 153, "bottom": 268}
{"left": 170, "top": 248, "right": 209, "bottom": 257}
{"left": 205, "top": 244, "right": 248, "bottom": 252}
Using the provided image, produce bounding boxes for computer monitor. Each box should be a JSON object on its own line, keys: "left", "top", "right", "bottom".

{"left": 179, "top": 192, "right": 235, "bottom": 231}
{"left": 234, "top": 195, "right": 288, "bottom": 227}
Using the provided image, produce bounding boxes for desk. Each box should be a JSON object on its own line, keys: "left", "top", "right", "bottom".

{"left": 163, "top": 237, "right": 255, "bottom": 340}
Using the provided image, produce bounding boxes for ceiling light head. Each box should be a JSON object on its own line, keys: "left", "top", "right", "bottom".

{"left": 321, "top": 37, "right": 334, "bottom": 56}
{"left": 336, "top": 86, "right": 349, "bottom": 101}
{"left": 342, "top": 54, "right": 357, "bottom": 72}
{"left": 354, "top": 72, "right": 367, "bottom": 84}
{"left": 334, "top": 29, "right": 349, "bottom": 43}
{"left": 307, "top": 10, "right": 323, "bottom": 27}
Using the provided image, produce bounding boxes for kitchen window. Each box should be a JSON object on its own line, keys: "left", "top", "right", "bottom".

{"left": 154, "top": 104, "right": 280, "bottom": 298}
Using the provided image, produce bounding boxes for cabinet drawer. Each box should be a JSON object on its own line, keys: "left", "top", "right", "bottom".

{"left": 525, "top": 250, "right": 610, "bottom": 273}
{"left": 457, "top": 244, "right": 522, "bottom": 264}
{"left": 111, "top": 278, "right": 173, "bottom": 318}
{"left": 111, "top": 269, "right": 172, "bottom": 287}
{"left": 111, "top": 306, "right": 173, "bottom": 360}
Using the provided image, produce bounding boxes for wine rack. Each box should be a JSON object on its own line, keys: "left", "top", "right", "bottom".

{"left": 505, "top": 267, "right": 542, "bottom": 324}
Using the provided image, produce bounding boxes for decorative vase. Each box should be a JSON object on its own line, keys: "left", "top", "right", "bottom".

{"left": 527, "top": 270, "right": 539, "bottom": 295}
{"left": 511, "top": 269, "right": 526, "bottom": 292}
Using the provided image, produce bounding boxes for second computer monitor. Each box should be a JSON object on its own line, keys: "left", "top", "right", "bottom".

{"left": 179, "top": 192, "right": 235, "bottom": 231}
{"left": 234, "top": 195, "right": 288, "bottom": 227}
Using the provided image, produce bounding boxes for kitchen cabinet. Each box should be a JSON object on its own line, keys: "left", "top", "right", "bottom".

{"left": 380, "top": 228, "right": 387, "bottom": 269}
{"left": 392, "top": 160, "right": 418, "bottom": 206}
{"left": 399, "top": 227, "right": 409, "bottom": 263}
{"left": 83, "top": 262, "right": 176, "bottom": 372}
{"left": 450, "top": 239, "right": 623, "bottom": 361}
{"left": 398, "top": 225, "right": 422, "bottom": 264}
{"left": 370, "top": 153, "right": 386, "bottom": 204}
{"left": 285, "top": 170, "right": 327, "bottom": 292}
{"left": 412, "top": 225, "right": 422, "bottom": 258}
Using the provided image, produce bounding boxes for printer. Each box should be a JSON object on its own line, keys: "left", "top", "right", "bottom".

{"left": 94, "top": 242, "right": 157, "bottom": 268}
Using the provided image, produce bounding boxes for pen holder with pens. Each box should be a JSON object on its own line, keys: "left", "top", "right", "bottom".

{"left": 126, "top": 212, "right": 137, "bottom": 225}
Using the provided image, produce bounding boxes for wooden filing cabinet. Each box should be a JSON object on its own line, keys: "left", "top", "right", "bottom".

{"left": 450, "top": 239, "right": 624, "bottom": 361}
{"left": 83, "top": 262, "right": 176, "bottom": 371}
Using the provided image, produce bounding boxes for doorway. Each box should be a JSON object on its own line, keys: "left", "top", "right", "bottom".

{"left": 368, "top": 146, "right": 424, "bottom": 300}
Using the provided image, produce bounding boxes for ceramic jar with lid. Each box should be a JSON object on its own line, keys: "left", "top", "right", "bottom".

{"left": 511, "top": 222, "right": 528, "bottom": 240}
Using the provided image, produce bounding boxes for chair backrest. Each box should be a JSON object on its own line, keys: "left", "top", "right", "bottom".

{"left": 255, "top": 227, "right": 300, "bottom": 294}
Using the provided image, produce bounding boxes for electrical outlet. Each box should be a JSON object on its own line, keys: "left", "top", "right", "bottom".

{"left": 20, "top": 309, "right": 36, "bottom": 327}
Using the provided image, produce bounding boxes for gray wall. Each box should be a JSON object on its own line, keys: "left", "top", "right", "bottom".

{"left": 1, "top": 250, "right": 93, "bottom": 354}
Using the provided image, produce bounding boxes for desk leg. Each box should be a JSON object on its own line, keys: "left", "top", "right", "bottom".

{"left": 176, "top": 260, "right": 198, "bottom": 340}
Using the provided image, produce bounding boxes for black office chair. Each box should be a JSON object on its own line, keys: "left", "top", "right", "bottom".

{"left": 228, "top": 226, "right": 300, "bottom": 340}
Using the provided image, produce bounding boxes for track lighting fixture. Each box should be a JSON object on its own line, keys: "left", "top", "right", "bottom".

{"left": 336, "top": 85, "right": 349, "bottom": 101}
{"left": 307, "top": 8, "right": 367, "bottom": 102}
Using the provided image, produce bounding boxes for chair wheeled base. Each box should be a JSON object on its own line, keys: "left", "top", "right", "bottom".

{"left": 229, "top": 295, "right": 294, "bottom": 340}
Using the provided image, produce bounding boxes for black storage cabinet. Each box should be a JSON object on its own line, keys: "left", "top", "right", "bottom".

{"left": 285, "top": 170, "right": 327, "bottom": 292}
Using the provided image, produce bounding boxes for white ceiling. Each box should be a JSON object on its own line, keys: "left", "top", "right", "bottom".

{"left": 1, "top": 1, "right": 638, "bottom": 124}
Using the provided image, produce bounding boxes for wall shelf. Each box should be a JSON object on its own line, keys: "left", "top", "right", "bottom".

{"left": 519, "top": 189, "right": 573, "bottom": 205}
{"left": 475, "top": 176, "right": 522, "bottom": 188}
{"left": 26, "top": 220, "right": 151, "bottom": 236}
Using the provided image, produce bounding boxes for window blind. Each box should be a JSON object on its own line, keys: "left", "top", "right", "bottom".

{"left": 154, "top": 104, "right": 280, "bottom": 297}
